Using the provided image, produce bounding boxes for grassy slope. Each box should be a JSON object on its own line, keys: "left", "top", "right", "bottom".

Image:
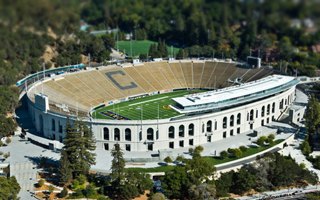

{"left": 116, "top": 40, "right": 180, "bottom": 57}
{"left": 93, "top": 90, "right": 204, "bottom": 120}
{"left": 127, "top": 139, "right": 284, "bottom": 173}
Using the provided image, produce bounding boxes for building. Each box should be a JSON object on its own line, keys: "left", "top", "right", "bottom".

{"left": 22, "top": 60, "right": 299, "bottom": 152}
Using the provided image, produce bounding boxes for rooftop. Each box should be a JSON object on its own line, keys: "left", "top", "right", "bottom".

{"left": 173, "top": 75, "right": 296, "bottom": 107}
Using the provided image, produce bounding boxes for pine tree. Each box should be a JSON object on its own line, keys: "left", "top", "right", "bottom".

{"left": 111, "top": 143, "right": 125, "bottom": 184}
{"left": 59, "top": 149, "right": 72, "bottom": 185}
{"left": 62, "top": 120, "right": 96, "bottom": 179}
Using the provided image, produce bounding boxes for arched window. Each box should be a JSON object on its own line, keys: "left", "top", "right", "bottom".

{"left": 237, "top": 113, "right": 241, "bottom": 125}
{"left": 125, "top": 128, "right": 131, "bottom": 141}
{"left": 168, "top": 126, "right": 175, "bottom": 138}
{"left": 272, "top": 102, "right": 275, "bottom": 113}
{"left": 207, "top": 120, "right": 212, "bottom": 132}
{"left": 179, "top": 125, "right": 185, "bottom": 137}
{"left": 103, "top": 127, "right": 109, "bottom": 140}
{"left": 230, "top": 115, "right": 234, "bottom": 127}
{"left": 267, "top": 104, "right": 270, "bottom": 115}
{"left": 250, "top": 109, "right": 254, "bottom": 121}
{"left": 223, "top": 117, "right": 227, "bottom": 129}
{"left": 188, "top": 124, "right": 194, "bottom": 136}
{"left": 51, "top": 119, "right": 55, "bottom": 131}
{"left": 114, "top": 128, "right": 120, "bottom": 141}
{"left": 261, "top": 106, "right": 265, "bottom": 117}
{"left": 147, "top": 128, "right": 154, "bottom": 140}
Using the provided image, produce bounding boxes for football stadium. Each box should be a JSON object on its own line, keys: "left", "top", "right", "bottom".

{"left": 24, "top": 60, "right": 299, "bottom": 152}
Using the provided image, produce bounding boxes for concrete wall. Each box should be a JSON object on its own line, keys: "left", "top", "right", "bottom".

{"left": 27, "top": 85, "right": 296, "bottom": 152}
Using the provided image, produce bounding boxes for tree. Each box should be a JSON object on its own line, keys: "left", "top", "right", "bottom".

{"left": 59, "top": 149, "right": 72, "bottom": 185}
{"left": 37, "top": 179, "right": 45, "bottom": 188}
{"left": 58, "top": 187, "right": 68, "bottom": 198}
{"left": 150, "top": 192, "right": 166, "bottom": 200}
{"left": 257, "top": 136, "right": 267, "bottom": 146}
{"left": 0, "top": 176, "right": 20, "bottom": 200}
{"left": 62, "top": 120, "right": 96, "bottom": 179}
{"left": 109, "top": 144, "right": 152, "bottom": 199}
{"left": 306, "top": 95, "right": 320, "bottom": 135}
{"left": 188, "top": 183, "right": 216, "bottom": 200}
{"left": 231, "top": 167, "right": 256, "bottom": 194}
{"left": 300, "top": 138, "right": 312, "bottom": 156}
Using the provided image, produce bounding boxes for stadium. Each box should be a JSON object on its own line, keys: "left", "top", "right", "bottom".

{"left": 23, "top": 60, "right": 299, "bottom": 152}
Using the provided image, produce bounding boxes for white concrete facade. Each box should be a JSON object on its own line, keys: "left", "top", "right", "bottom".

{"left": 27, "top": 84, "right": 296, "bottom": 152}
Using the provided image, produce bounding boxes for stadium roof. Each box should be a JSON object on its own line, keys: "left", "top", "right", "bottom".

{"left": 173, "top": 75, "right": 296, "bottom": 107}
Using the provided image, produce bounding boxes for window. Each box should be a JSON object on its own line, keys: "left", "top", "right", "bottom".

{"left": 223, "top": 117, "right": 227, "bottom": 129}
{"left": 207, "top": 136, "right": 211, "bottom": 142}
{"left": 51, "top": 119, "right": 55, "bottom": 131}
{"left": 202, "top": 124, "right": 205, "bottom": 133}
{"left": 267, "top": 104, "right": 270, "bottom": 115}
{"left": 148, "top": 144, "right": 153, "bottom": 151}
{"left": 261, "top": 106, "right": 265, "bottom": 117}
{"left": 125, "top": 128, "right": 131, "bottom": 141}
{"left": 267, "top": 118, "right": 269, "bottom": 123}
{"left": 237, "top": 113, "right": 241, "bottom": 125}
{"left": 114, "top": 128, "right": 120, "bottom": 141}
{"left": 250, "top": 109, "right": 254, "bottom": 121}
{"left": 188, "top": 124, "right": 194, "bottom": 136}
{"left": 147, "top": 128, "right": 154, "bottom": 140}
{"left": 189, "top": 139, "right": 193, "bottom": 146}
{"left": 179, "top": 125, "right": 185, "bottom": 137}
{"left": 272, "top": 102, "right": 275, "bottom": 113}
{"left": 261, "top": 119, "right": 264, "bottom": 126}
{"left": 230, "top": 115, "right": 234, "bottom": 127}
{"left": 156, "top": 130, "right": 159, "bottom": 140}
{"left": 223, "top": 131, "right": 227, "bottom": 138}
{"left": 256, "top": 110, "right": 258, "bottom": 118}
{"left": 215, "top": 121, "right": 217, "bottom": 130}
{"left": 237, "top": 127, "right": 240, "bottom": 134}
{"left": 207, "top": 121, "right": 212, "bottom": 132}
{"left": 168, "top": 126, "right": 175, "bottom": 138}
{"left": 179, "top": 140, "right": 184, "bottom": 147}
{"left": 58, "top": 121, "right": 63, "bottom": 133}
{"left": 103, "top": 127, "right": 109, "bottom": 140}
{"left": 280, "top": 99, "right": 284, "bottom": 109}
{"left": 104, "top": 143, "right": 109, "bottom": 150}
{"left": 169, "top": 142, "right": 174, "bottom": 149}
{"left": 139, "top": 131, "right": 142, "bottom": 141}
{"left": 230, "top": 129, "right": 234, "bottom": 136}
{"left": 125, "top": 144, "right": 131, "bottom": 151}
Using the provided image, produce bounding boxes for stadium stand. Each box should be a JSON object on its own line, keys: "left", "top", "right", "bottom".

{"left": 28, "top": 61, "right": 273, "bottom": 113}
{"left": 168, "top": 62, "right": 188, "bottom": 88}
{"left": 180, "top": 61, "right": 193, "bottom": 88}
{"left": 192, "top": 62, "right": 205, "bottom": 88}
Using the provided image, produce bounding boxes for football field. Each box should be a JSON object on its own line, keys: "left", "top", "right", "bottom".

{"left": 92, "top": 90, "right": 205, "bottom": 120}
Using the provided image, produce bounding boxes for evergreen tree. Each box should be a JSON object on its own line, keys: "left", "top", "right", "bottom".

{"left": 306, "top": 95, "right": 320, "bottom": 135}
{"left": 62, "top": 120, "right": 96, "bottom": 179}
{"left": 59, "top": 149, "right": 72, "bottom": 185}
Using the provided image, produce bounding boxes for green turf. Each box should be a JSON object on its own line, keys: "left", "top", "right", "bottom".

{"left": 92, "top": 90, "right": 205, "bottom": 120}
{"left": 126, "top": 139, "right": 284, "bottom": 173}
{"left": 115, "top": 40, "right": 180, "bottom": 57}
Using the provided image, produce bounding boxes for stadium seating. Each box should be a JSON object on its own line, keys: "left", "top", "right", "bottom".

{"left": 30, "top": 61, "right": 273, "bottom": 112}
{"left": 168, "top": 62, "right": 188, "bottom": 88}
{"left": 180, "top": 61, "right": 193, "bottom": 88}
{"left": 192, "top": 62, "right": 205, "bottom": 88}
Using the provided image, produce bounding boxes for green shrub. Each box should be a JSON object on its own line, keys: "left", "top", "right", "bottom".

{"left": 48, "top": 185, "right": 54, "bottom": 194}
{"left": 37, "top": 179, "right": 45, "bottom": 187}
{"left": 239, "top": 146, "right": 247, "bottom": 152}
{"left": 233, "top": 148, "right": 242, "bottom": 158}
{"left": 257, "top": 136, "right": 267, "bottom": 146}
{"left": 220, "top": 151, "right": 228, "bottom": 159}
{"left": 164, "top": 156, "right": 172, "bottom": 163}
{"left": 58, "top": 187, "right": 68, "bottom": 198}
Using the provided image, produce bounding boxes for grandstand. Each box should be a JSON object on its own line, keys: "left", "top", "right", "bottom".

{"left": 28, "top": 60, "right": 273, "bottom": 115}
{"left": 26, "top": 60, "right": 295, "bottom": 152}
